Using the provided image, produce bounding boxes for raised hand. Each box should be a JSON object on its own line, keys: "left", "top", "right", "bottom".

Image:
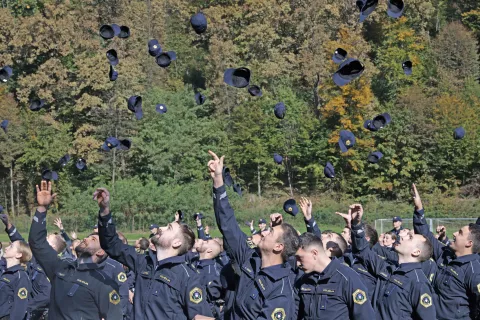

{"left": 335, "top": 211, "right": 352, "bottom": 229}
{"left": 350, "top": 203, "right": 364, "bottom": 225}
{"left": 207, "top": 150, "right": 224, "bottom": 187}
{"left": 436, "top": 225, "right": 446, "bottom": 240}
{"left": 93, "top": 188, "right": 110, "bottom": 216}
{"left": 205, "top": 225, "right": 210, "bottom": 234}
{"left": 411, "top": 184, "right": 423, "bottom": 210}
{"left": 70, "top": 231, "right": 78, "bottom": 240}
{"left": 249, "top": 220, "right": 254, "bottom": 230}
{"left": 299, "top": 197, "right": 313, "bottom": 220}
{"left": 270, "top": 213, "right": 283, "bottom": 227}
{"left": 36, "top": 180, "right": 57, "bottom": 210}
{"left": 175, "top": 211, "right": 180, "bottom": 222}
{"left": 53, "top": 217, "right": 64, "bottom": 230}
{"left": 196, "top": 216, "right": 202, "bottom": 227}
{"left": 0, "top": 213, "right": 8, "bottom": 226}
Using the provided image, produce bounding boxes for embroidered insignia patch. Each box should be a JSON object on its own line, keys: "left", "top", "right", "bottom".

{"left": 271, "top": 308, "right": 285, "bottom": 320}
{"left": 353, "top": 289, "right": 367, "bottom": 305}
{"left": 109, "top": 290, "right": 120, "bottom": 305}
{"left": 118, "top": 272, "right": 127, "bottom": 283}
{"left": 429, "top": 273, "right": 434, "bottom": 282}
{"left": 420, "top": 293, "right": 432, "bottom": 308}
{"left": 189, "top": 287, "right": 203, "bottom": 304}
{"left": 18, "top": 287, "right": 28, "bottom": 299}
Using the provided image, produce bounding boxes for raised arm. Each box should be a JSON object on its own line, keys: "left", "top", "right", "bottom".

{"left": 411, "top": 184, "right": 445, "bottom": 261}
{"left": 209, "top": 150, "right": 250, "bottom": 265}
{"left": 196, "top": 217, "right": 208, "bottom": 240}
{"left": 300, "top": 197, "right": 321, "bottom": 237}
{"left": 0, "top": 214, "right": 25, "bottom": 242}
{"left": 28, "top": 180, "right": 63, "bottom": 280}
{"left": 95, "top": 188, "right": 146, "bottom": 274}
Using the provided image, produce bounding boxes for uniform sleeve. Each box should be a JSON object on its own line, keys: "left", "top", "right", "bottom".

{"left": 96, "top": 278, "right": 123, "bottom": 320}
{"left": 346, "top": 274, "right": 376, "bottom": 320}
{"left": 60, "top": 229, "right": 74, "bottom": 258}
{"left": 182, "top": 272, "right": 214, "bottom": 319}
{"left": 304, "top": 217, "right": 321, "bottom": 238}
{"left": 351, "top": 223, "right": 389, "bottom": 277}
{"left": 197, "top": 226, "right": 208, "bottom": 240}
{"left": 213, "top": 185, "right": 250, "bottom": 265}
{"left": 98, "top": 212, "right": 146, "bottom": 275}
{"left": 28, "top": 210, "right": 63, "bottom": 280}
{"left": 256, "top": 294, "right": 296, "bottom": 320}
{"left": 371, "top": 244, "right": 399, "bottom": 264}
{"left": 412, "top": 209, "right": 445, "bottom": 261}
{"left": 11, "top": 273, "right": 31, "bottom": 320}
{"left": 411, "top": 282, "right": 437, "bottom": 319}
{"left": 5, "top": 224, "right": 25, "bottom": 242}
{"left": 28, "top": 270, "right": 51, "bottom": 311}
{"left": 466, "top": 265, "right": 480, "bottom": 319}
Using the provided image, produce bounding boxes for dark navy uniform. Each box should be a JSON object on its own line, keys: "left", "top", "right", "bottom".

{"left": 102, "top": 257, "right": 130, "bottom": 318}
{"left": 413, "top": 208, "right": 480, "bottom": 320}
{"left": 341, "top": 253, "right": 378, "bottom": 303}
{"left": 0, "top": 264, "right": 31, "bottom": 320}
{"left": 98, "top": 212, "right": 214, "bottom": 320}
{"left": 215, "top": 250, "right": 230, "bottom": 268}
{"left": 351, "top": 223, "right": 436, "bottom": 320}
{"left": 194, "top": 259, "right": 223, "bottom": 318}
{"left": 389, "top": 226, "right": 404, "bottom": 238}
{"left": 304, "top": 217, "right": 321, "bottom": 237}
{"left": 5, "top": 225, "right": 51, "bottom": 317}
{"left": 28, "top": 210, "right": 122, "bottom": 320}
{"left": 213, "top": 185, "right": 297, "bottom": 320}
{"left": 295, "top": 257, "right": 375, "bottom": 320}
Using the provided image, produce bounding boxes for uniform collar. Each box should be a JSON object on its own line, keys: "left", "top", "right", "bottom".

{"left": 305, "top": 258, "right": 339, "bottom": 281}
{"left": 259, "top": 263, "right": 291, "bottom": 281}
{"left": 77, "top": 262, "right": 102, "bottom": 271}
{"left": 5, "top": 264, "right": 24, "bottom": 273}
{"left": 452, "top": 253, "right": 479, "bottom": 264}
{"left": 197, "top": 259, "right": 216, "bottom": 267}
{"left": 157, "top": 255, "right": 186, "bottom": 268}
{"left": 396, "top": 262, "right": 422, "bottom": 273}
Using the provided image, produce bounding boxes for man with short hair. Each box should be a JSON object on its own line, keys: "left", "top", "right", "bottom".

{"left": 28, "top": 180, "right": 122, "bottom": 319}
{"left": 349, "top": 203, "right": 436, "bottom": 319}
{"left": 295, "top": 232, "right": 375, "bottom": 319}
{"left": 148, "top": 224, "right": 158, "bottom": 239}
{"left": 249, "top": 218, "right": 267, "bottom": 235}
{"left": 412, "top": 183, "right": 480, "bottom": 320}
{"left": 95, "top": 187, "right": 214, "bottom": 320}
{"left": 390, "top": 216, "right": 404, "bottom": 237}
{"left": 208, "top": 150, "right": 299, "bottom": 319}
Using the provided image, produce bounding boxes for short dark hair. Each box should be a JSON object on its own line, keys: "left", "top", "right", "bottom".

{"left": 364, "top": 224, "right": 378, "bottom": 248}
{"left": 385, "top": 232, "right": 397, "bottom": 241}
{"left": 177, "top": 222, "right": 195, "bottom": 255}
{"left": 417, "top": 235, "right": 433, "bottom": 262}
{"left": 333, "top": 232, "right": 348, "bottom": 253}
{"left": 279, "top": 223, "right": 300, "bottom": 262}
{"left": 468, "top": 223, "right": 480, "bottom": 253}
{"left": 138, "top": 237, "right": 149, "bottom": 251}
{"left": 299, "top": 232, "right": 323, "bottom": 250}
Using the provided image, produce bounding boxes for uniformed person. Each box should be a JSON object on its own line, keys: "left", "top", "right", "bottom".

{"left": 94, "top": 187, "right": 215, "bottom": 320}
{"left": 0, "top": 214, "right": 51, "bottom": 320}
{"left": 349, "top": 203, "right": 437, "bottom": 319}
{"left": 295, "top": 232, "right": 375, "bottom": 319}
{"left": 208, "top": 150, "right": 299, "bottom": 320}
{"left": 412, "top": 183, "right": 480, "bottom": 320}
{"left": 0, "top": 239, "right": 32, "bottom": 320}
{"left": 28, "top": 180, "right": 122, "bottom": 319}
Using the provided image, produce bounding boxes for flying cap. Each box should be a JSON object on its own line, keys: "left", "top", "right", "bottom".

{"left": 99, "top": 25, "right": 117, "bottom": 39}
{"left": 387, "top": 0, "right": 405, "bottom": 18}
{"left": 367, "top": 151, "right": 383, "bottom": 164}
{"left": 119, "top": 26, "right": 130, "bottom": 38}
{"left": 102, "top": 137, "right": 120, "bottom": 151}
{"left": 42, "top": 169, "right": 58, "bottom": 181}
{"left": 332, "top": 58, "right": 365, "bottom": 87}
{"left": 109, "top": 65, "right": 118, "bottom": 81}
{"left": 359, "top": 0, "right": 379, "bottom": 22}
{"left": 156, "top": 51, "right": 177, "bottom": 68}
{"left": 338, "top": 130, "right": 356, "bottom": 153}
{"left": 190, "top": 12, "right": 208, "bottom": 34}
{"left": 324, "top": 162, "right": 335, "bottom": 179}
{"left": 372, "top": 113, "right": 391, "bottom": 130}
{"left": 117, "top": 139, "right": 131, "bottom": 151}
{"left": 223, "top": 167, "right": 234, "bottom": 187}
{"left": 332, "top": 48, "right": 348, "bottom": 64}
{"left": 0, "top": 120, "right": 8, "bottom": 133}
{"left": 0, "top": 66, "right": 13, "bottom": 83}
{"left": 195, "top": 92, "right": 206, "bottom": 105}
{"left": 106, "top": 49, "right": 119, "bottom": 66}
{"left": 453, "top": 127, "right": 465, "bottom": 140}
{"left": 76, "top": 158, "right": 87, "bottom": 171}
{"left": 155, "top": 104, "right": 167, "bottom": 114}
{"left": 29, "top": 99, "right": 45, "bottom": 111}
{"left": 248, "top": 85, "right": 262, "bottom": 97}
{"left": 402, "top": 61, "right": 412, "bottom": 75}
{"left": 193, "top": 212, "right": 204, "bottom": 220}
{"left": 224, "top": 67, "right": 251, "bottom": 88}
{"left": 233, "top": 183, "right": 242, "bottom": 196}
{"left": 283, "top": 199, "right": 299, "bottom": 216}
{"left": 273, "top": 153, "right": 283, "bottom": 164}
{"left": 148, "top": 39, "right": 162, "bottom": 57}
{"left": 127, "top": 96, "right": 143, "bottom": 120}
{"left": 58, "top": 154, "right": 71, "bottom": 167}
{"left": 274, "top": 102, "right": 286, "bottom": 119}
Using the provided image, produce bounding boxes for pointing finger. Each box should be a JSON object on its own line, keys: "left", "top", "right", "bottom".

{"left": 36, "top": 184, "right": 40, "bottom": 193}
{"left": 208, "top": 150, "right": 219, "bottom": 161}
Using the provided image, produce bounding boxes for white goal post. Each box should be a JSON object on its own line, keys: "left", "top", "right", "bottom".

{"left": 374, "top": 218, "right": 477, "bottom": 235}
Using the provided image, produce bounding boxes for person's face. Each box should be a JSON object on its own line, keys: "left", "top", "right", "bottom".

{"left": 295, "top": 247, "right": 317, "bottom": 273}
{"left": 393, "top": 221, "right": 402, "bottom": 229}
{"left": 93, "top": 228, "right": 98, "bottom": 233}
{"left": 451, "top": 225, "right": 472, "bottom": 252}
{"left": 151, "top": 227, "right": 158, "bottom": 234}
{"left": 341, "top": 228, "right": 351, "bottom": 243}
{"left": 46, "top": 234, "right": 58, "bottom": 250}
{"left": 257, "top": 225, "right": 282, "bottom": 253}
{"left": 135, "top": 238, "right": 142, "bottom": 248}
{"left": 259, "top": 223, "right": 267, "bottom": 230}
{"left": 194, "top": 239, "right": 205, "bottom": 252}
{"left": 398, "top": 228, "right": 410, "bottom": 238}
{"left": 3, "top": 241, "right": 19, "bottom": 259}
{"left": 76, "top": 235, "right": 102, "bottom": 256}
{"left": 383, "top": 234, "right": 394, "bottom": 247}
{"left": 394, "top": 232, "right": 422, "bottom": 257}
{"left": 151, "top": 222, "right": 182, "bottom": 250}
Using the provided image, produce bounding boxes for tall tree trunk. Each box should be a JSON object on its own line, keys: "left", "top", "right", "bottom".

{"left": 16, "top": 181, "right": 19, "bottom": 215}
{"left": 257, "top": 164, "right": 261, "bottom": 198}
{"left": 286, "top": 158, "right": 294, "bottom": 197}
{"left": 3, "top": 181, "right": 8, "bottom": 213}
{"left": 10, "top": 162, "right": 14, "bottom": 216}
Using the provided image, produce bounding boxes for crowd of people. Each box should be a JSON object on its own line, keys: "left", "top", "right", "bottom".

{"left": 0, "top": 150, "right": 479, "bottom": 319}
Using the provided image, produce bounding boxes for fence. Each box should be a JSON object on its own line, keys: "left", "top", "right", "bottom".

{"left": 374, "top": 218, "right": 476, "bottom": 235}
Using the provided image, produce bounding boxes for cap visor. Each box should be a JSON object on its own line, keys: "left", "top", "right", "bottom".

{"left": 387, "top": 9, "right": 404, "bottom": 18}
{"left": 223, "top": 68, "right": 235, "bottom": 87}
{"left": 339, "top": 140, "right": 348, "bottom": 153}
{"left": 332, "top": 73, "right": 351, "bottom": 87}
{"left": 332, "top": 55, "right": 345, "bottom": 64}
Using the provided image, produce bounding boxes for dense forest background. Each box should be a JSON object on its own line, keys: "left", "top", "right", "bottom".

{"left": 0, "top": 0, "right": 479, "bottom": 233}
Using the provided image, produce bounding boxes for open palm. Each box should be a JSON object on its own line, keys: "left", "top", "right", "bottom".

{"left": 36, "top": 180, "right": 56, "bottom": 206}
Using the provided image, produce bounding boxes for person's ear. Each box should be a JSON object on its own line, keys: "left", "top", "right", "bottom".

{"left": 172, "top": 239, "right": 182, "bottom": 249}
{"left": 411, "top": 248, "right": 420, "bottom": 258}
{"left": 311, "top": 248, "right": 318, "bottom": 260}
{"left": 273, "top": 242, "right": 284, "bottom": 253}
{"left": 466, "top": 239, "right": 473, "bottom": 248}
{"left": 96, "top": 248, "right": 106, "bottom": 257}
{"left": 206, "top": 248, "right": 213, "bottom": 254}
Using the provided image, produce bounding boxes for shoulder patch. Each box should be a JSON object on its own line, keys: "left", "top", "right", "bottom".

{"left": 353, "top": 289, "right": 367, "bottom": 305}
{"left": 18, "top": 287, "right": 28, "bottom": 299}
{"left": 118, "top": 272, "right": 127, "bottom": 283}
{"left": 109, "top": 290, "right": 120, "bottom": 305}
{"left": 420, "top": 293, "right": 432, "bottom": 308}
{"left": 429, "top": 273, "right": 434, "bottom": 282}
{"left": 271, "top": 308, "right": 286, "bottom": 320}
{"left": 189, "top": 287, "right": 203, "bottom": 304}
